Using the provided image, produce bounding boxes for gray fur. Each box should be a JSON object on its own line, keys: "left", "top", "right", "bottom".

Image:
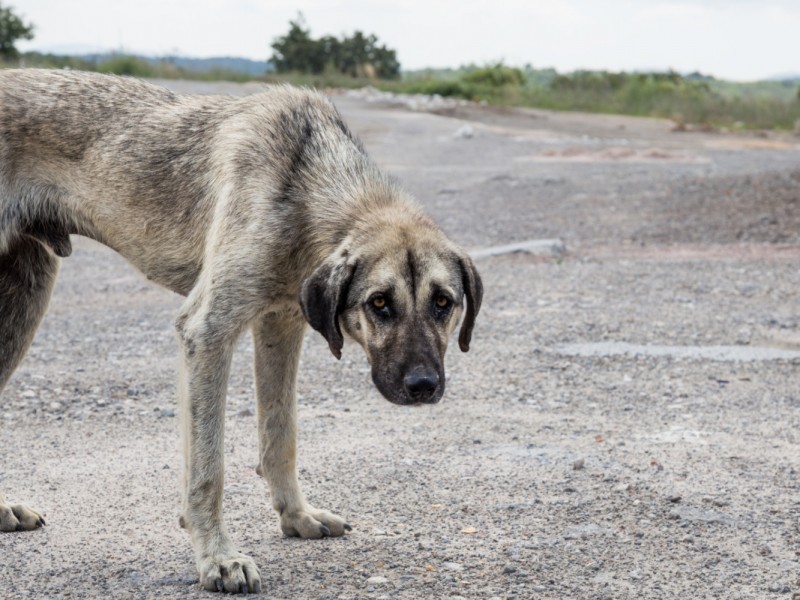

{"left": 0, "top": 69, "right": 482, "bottom": 594}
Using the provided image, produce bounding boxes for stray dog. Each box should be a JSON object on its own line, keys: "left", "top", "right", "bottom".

{"left": 0, "top": 70, "right": 482, "bottom": 593}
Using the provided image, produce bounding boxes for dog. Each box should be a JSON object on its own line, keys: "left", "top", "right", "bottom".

{"left": 0, "top": 70, "right": 482, "bottom": 593}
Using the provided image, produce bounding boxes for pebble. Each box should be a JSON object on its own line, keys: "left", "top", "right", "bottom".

{"left": 160, "top": 408, "right": 176, "bottom": 418}
{"left": 572, "top": 458, "right": 585, "bottom": 470}
{"left": 454, "top": 125, "right": 475, "bottom": 139}
{"left": 366, "top": 576, "right": 388, "bottom": 585}
{"left": 442, "top": 562, "right": 463, "bottom": 572}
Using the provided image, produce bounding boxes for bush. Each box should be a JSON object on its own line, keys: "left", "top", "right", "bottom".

{"left": 97, "top": 56, "right": 155, "bottom": 77}
{"left": 461, "top": 63, "right": 526, "bottom": 88}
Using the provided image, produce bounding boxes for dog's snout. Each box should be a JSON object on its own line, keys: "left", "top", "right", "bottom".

{"left": 404, "top": 368, "right": 440, "bottom": 400}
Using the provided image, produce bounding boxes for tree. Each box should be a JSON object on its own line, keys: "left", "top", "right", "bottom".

{"left": 0, "top": 2, "right": 34, "bottom": 60}
{"left": 270, "top": 14, "right": 400, "bottom": 79}
{"left": 270, "top": 14, "right": 326, "bottom": 74}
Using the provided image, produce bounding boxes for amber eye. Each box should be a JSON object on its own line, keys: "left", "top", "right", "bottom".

{"left": 435, "top": 296, "right": 449, "bottom": 308}
{"left": 373, "top": 296, "right": 386, "bottom": 309}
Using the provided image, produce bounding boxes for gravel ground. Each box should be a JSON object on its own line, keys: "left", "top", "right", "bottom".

{"left": 1, "top": 82, "right": 799, "bottom": 599}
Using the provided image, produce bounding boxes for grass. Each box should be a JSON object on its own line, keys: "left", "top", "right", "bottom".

{"left": 389, "top": 67, "right": 800, "bottom": 131}
{"left": 5, "top": 54, "right": 800, "bottom": 130}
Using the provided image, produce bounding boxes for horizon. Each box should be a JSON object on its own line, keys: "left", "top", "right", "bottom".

{"left": 19, "top": 46, "right": 800, "bottom": 83}
{"left": 13, "top": 0, "right": 800, "bottom": 83}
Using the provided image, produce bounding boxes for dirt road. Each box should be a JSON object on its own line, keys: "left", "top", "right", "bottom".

{"left": 1, "top": 81, "right": 798, "bottom": 599}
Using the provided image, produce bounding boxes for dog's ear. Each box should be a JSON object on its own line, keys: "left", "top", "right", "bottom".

{"left": 457, "top": 254, "right": 483, "bottom": 352}
{"left": 300, "top": 257, "right": 357, "bottom": 360}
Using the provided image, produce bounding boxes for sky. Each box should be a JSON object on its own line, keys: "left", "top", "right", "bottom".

{"left": 12, "top": 0, "right": 800, "bottom": 81}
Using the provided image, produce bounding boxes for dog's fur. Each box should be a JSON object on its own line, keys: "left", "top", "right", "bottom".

{"left": 0, "top": 70, "right": 482, "bottom": 593}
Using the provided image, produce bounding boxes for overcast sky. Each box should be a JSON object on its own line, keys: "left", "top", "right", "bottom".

{"left": 13, "top": 0, "right": 800, "bottom": 81}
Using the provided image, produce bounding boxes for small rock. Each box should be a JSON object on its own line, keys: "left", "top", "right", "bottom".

{"left": 48, "top": 401, "right": 63, "bottom": 412}
{"left": 666, "top": 495, "right": 682, "bottom": 503}
{"left": 160, "top": 408, "right": 176, "bottom": 418}
{"left": 502, "top": 565, "right": 517, "bottom": 575}
{"left": 767, "top": 581, "right": 790, "bottom": 593}
{"left": 572, "top": 458, "right": 585, "bottom": 470}
{"left": 442, "top": 562, "right": 463, "bottom": 572}
{"left": 238, "top": 407, "right": 254, "bottom": 417}
{"left": 454, "top": 125, "right": 475, "bottom": 139}
{"left": 757, "top": 545, "right": 772, "bottom": 556}
{"left": 629, "top": 568, "right": 643, "bottom": 580}
{"left": 366, "top": 576, "right": 388, "bottom": 585}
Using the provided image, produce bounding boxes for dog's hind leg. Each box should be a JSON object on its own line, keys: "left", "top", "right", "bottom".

{"left": 0, "top": 235, "right": 59, "bottom": 532}
{"left": 252, "top": 313, "right": 350, "bottom": 539}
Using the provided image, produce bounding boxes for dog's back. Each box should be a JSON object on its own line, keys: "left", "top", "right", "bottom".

{"left": 0, "top": 70, "right": 373, "bottom": 293}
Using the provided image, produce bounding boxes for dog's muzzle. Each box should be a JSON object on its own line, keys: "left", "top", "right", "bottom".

{"left": 403, "top": 366, "right": 441, "bottom": 404}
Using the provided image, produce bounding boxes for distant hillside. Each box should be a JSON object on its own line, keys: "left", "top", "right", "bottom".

{"left": 78, "top": 53, "right": 273, "bottom": 76}
{"left": 768, "top": 72, "right": 800, "bottom": 82}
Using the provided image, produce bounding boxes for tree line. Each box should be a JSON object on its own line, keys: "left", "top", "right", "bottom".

{"left": 270, "top": 15, "right": 399, "bottom": 79}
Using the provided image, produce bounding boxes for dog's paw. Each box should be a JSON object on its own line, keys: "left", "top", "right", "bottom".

{"left": 199, "top": 554, "right": 261, "bottom": 594}
{"left": 280, "top": 505, "right": 351, "bottom": 538}
{"left": 0, "top": 502, "right": 46, "bottom": 532}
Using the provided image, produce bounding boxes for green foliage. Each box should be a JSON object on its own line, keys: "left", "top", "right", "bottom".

{"left": 0, "top": 2, "right": 34, "bottom": 59}
{"left": 461, "top": 63, "right": 526, "bottom": 87}
{"left": 404, "top": 78, "right": 473, "bottom": 98}
{"left": 16, "top": 51, "right": 95, "bottom": 70}
{"left": 388, "top": 67, "right": 800, "bottom": 130}
{"left": 400, "top": 63, "right": 527, "bottom": 102}
{"left": 270, "top": 14, "right": 400, "bottom": 79}
{"left": 97, "top": 55, "right": 156, "bottom": 77}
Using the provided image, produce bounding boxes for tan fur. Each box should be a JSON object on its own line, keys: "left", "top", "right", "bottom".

{"left": 0, "top": 69, "right": 482, "bottom": 594}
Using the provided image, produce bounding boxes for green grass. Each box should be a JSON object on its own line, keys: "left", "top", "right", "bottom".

{"left": 5, "top": 55, "right": 800, "bottom": 130}
{"left": 388, "top": 67, "right": 800, "bottom": 130}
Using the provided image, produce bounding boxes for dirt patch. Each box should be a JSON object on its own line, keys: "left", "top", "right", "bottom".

{"left": 528, "top": 146, "right": 707, "bottom": 163}
{"left": 2, "top": 81, "right": 799, "bottom": 599}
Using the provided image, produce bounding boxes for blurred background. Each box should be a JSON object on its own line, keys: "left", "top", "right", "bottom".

{"left": 2, "top": 0, "right": 799, "bottom": 131}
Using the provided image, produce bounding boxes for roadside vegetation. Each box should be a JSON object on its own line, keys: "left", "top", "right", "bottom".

{"left": 2, "top": 7, "right": 798, "bottom": 131}
{"left": 397, "top": 65, "right": 800, "bottom": 131}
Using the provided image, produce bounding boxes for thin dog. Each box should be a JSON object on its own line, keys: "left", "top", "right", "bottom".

{"left": 0, "top": 70, "right": 482, "bottom": 594}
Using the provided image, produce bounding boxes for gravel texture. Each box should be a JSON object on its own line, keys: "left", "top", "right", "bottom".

{"left": 1, "top": 82, "right": 799, "bottom": 599}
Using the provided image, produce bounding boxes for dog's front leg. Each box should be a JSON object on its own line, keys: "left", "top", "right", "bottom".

{"left": 252, "top": 314, "right": 350, "bottom": 538}
{"left": 176, "top": 302, "right": 261, "bottom": 594}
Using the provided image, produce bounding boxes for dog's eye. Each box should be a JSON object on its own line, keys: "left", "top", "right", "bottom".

{"left": 433, "top": 295, "right": 451, "bottom": 318}
{"left": 369, "top": 295, "right": 391, "bottom": 317}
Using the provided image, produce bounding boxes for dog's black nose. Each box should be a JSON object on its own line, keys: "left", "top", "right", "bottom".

{"left": 404, "top": 369, "right": 440, "bottom": 400}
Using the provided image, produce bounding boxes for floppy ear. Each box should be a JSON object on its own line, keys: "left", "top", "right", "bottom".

{"left": 300, "top": 258, "right": 357, "bottom": 360}
{"left": 457, "top": 254, "right": 483, "bottom": 352}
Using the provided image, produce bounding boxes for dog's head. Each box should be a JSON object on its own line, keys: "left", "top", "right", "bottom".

{"left": 300, "top": 216, "right": 482, "bottom": 406}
